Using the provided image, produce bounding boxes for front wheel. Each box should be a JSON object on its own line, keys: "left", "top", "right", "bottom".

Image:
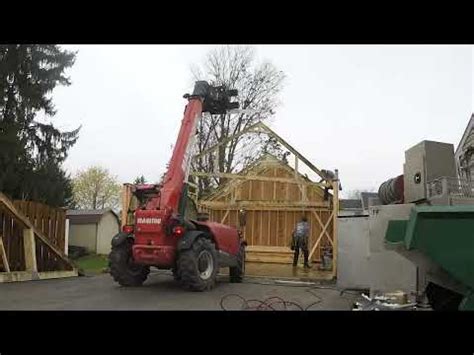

{"left": 177, "top": 238, "right": 218, "bottom": 291}
{"left": 109, "top": 239, "right": 150, "bottom": 287}
{"left": 229, "top": 244, "right": 245, "bottom": 283}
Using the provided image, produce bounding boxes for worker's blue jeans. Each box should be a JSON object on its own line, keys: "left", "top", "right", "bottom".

{"left": 293, "top": 237, "right": 309, "bottom": 266}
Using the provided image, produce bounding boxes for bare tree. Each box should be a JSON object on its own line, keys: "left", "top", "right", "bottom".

{"left": 190, "top": 46, "right": 286, "bottom": 197}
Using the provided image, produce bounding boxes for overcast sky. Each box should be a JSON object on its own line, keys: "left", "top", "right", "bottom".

{"left": 53, "top": 45, "right": 473, "bottom": 197}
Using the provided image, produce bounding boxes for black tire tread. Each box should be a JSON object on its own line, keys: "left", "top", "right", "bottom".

{"left": 177, "top": 238, "right": 218, "bottom": 292}
{"left": 109, "top": 242, "right": 150, "bottom": 287}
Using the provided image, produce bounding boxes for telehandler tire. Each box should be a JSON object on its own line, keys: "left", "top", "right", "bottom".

{"left": 109, "top": 240, "right": 150, "bottom": 287}
{"left": 177, "top": 237, "right": 218, "bottom": 291}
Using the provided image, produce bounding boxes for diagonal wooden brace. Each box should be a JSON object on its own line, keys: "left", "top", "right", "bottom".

{"left": 0, "top": 236, "right": 10, "bottom": 273}
{"left": 309, "top": 210, "right": 334, "bottom": 260}
{"left": 312, "top": 210, "right": 334, "bottom": 247}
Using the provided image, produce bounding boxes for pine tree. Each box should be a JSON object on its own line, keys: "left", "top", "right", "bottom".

{"left": 0, "top": 45, "right": 80, "bottom": 207}
{"left": 133, "top": 175, "right": 146, "bottom": 184}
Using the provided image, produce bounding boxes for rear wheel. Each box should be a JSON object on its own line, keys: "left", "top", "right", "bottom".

{"left": 229, "top": 244, "right": 245, "bottom": 283}
{"left": 109, "top": 239, "right": 150, "bottom": 287}
{"left": 177, "top": 238, "right": 218, "bottom": 291}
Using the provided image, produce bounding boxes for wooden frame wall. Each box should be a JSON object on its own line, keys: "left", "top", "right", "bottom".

{"left": 192, "top": 122, "right": 340, "bottom": 279}
{"left": 0, "top": 193, "right": 77, "bottom": 282}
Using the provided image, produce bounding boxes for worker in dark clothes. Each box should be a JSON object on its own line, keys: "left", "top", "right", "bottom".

{"left": 292, "top": 216, "right": 311, "bottom": 268}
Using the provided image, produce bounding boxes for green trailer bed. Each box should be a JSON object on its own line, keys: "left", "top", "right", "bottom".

{"left": 385, "top": 205, "right": 474, "bottom": 310}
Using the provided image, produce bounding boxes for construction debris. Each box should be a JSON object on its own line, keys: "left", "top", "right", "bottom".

{"left": 352, "top": 292, "right": 418, "bottom": 311}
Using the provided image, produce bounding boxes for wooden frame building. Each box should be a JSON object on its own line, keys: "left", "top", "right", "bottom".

{"left": 191, "top": 122, "right": 340, "bottom": 278}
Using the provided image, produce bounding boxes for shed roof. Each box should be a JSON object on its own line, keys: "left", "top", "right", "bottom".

{"left": 455, "top": 113, "right": 474, "bottom": 158}
{"left": 340, "top": 199, "right": 362, "bottom": 210}
{"left": 67, "top": 209, "right": 119, "bottom": 225}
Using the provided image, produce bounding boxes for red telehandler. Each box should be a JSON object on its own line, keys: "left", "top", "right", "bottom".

{"left": 109, "top": 81, "right": 246, "bottom": 291}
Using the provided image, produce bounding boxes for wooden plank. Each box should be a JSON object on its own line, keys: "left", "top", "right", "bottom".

{"left": 0, "top": 236, "right": 10, "bottom": 272}
{"left": 262, "top": 211, "right": 272, "bottom": 245}
{"left": 191, "top": 171, "right": 328, "bottom": 188}
{"left": 250, "top": 211, "right": 255, "bottom": 246}
{"left": 23, "top": 228, "right": 37, "bottom": 272}
{"left": 4, "top": 211, "right": 12, "bottom": 267}
{"left": 203, "top": 205, "right": 327, "bottom": 212}
{"left": 0, "top": 270, "right": 78, "bottom": 283}
{"left": 246, "top": 245, "right": 293, "bottom": 253}
{"left": 49, "top": 208, "right": 56, "bottom": 247}
{"left": 331, "top": 178, "right": 339, "bottom": 279}
{"left": 273, "top": 168, "right": 277, "bottom": 200}
{"left": 58, "top": 210, "right": 66, "bottom": 253}
{"left": 275, "top": 210, "right": 279, "bottom": 247}
{"left": 199, "top": 200, "right": 329, "bottom": 209}
{"left": 121, "top": 184, "right": 133, "bottom": 227}
{"left": 246, "top": 245, "right": 294, "bottom": 264}
{"left": 220, "top": 210, "right": 230, "bottom": 224}
{"left": 246, "top": 255, "right": 293, "bottom": 264}
{"left": 35, "top": 201, "right": 42, "bottom": 236}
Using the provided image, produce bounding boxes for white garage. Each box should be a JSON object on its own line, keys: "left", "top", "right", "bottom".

{"left": 67, "top": 209, "right": 120, "bottom": 255}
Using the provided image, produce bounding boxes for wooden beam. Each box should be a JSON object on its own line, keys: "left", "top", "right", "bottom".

{"left": 198, "top": 200, "right": 330, "bottom": 209}
{"left": 267, "top": 211, "right": 271, "bottom": 246}
{"left": 257, "top": 122, "right": 326, "bottom": 179}
{"left": 192, "top": 121, "right": 328, "bottom": 182}
{"left": 311, "top": 210, "right": 332, "bottom": 247}
{"left": 23, "top": 228, "right": 37, "bottom": 272}
{"left": 192, "top": 122, "right": 263, "bottom": 160}
{"left": 308, "top": 210, "right": 334, "bottom": 260}
{"left": 190, "top": 171, "right": 329, "bottom": 188}
{"left": 331, "top": 176, "right": 339, "bottom": 279}
{"left": 198, "top": 205, "right": 330, "bottom": 212}
{"left": 0, "top": 236, "right": 10, "bottom": 273}
{"left": 121, "top": 184, "right": 132, "bottom": 228}
{"left": 220, "top": 210, "right": 230, "bottom": 224}
{"left": 0, "top": 270, "right": 78, "bottom": 283}
{"left": 294, "top": 156, "right": 299, "bottom": 180}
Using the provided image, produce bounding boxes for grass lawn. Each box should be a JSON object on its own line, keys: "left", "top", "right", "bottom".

{"left": 74, "top": 254, "right": 109, "bottom": 275}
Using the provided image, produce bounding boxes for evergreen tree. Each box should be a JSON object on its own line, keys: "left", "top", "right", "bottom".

{"left": 133, "top": 175, "right": 146, "bottom": 184}
{"left": 0, "top": 45, "right": 79, "bottom": 207}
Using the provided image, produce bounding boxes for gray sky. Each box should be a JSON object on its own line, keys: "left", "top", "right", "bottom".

{"left": 53, "top": 45, "right": 473, "bottom": 197}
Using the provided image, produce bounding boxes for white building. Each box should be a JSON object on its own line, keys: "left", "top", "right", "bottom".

{"left": 67, "top": 209, "right": 120, "bottom": 255}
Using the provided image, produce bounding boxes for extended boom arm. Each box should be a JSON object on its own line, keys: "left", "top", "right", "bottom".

{"left": 150, "top": 81, "right": 238, "bottom": 218}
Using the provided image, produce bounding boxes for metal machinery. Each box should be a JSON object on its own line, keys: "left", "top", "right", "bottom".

{"left": 379, "top": 140, "right": 474, "bottom": 310}
{"left": 108, "top": 81, "right": 246, "bottom": 291}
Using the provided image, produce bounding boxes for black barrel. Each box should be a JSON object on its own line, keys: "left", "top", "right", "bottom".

{"left": 378, "top": 175, "right": 404, "bottom": 205}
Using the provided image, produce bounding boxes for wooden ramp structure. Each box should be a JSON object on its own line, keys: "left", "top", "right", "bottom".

{"left": 0, "top": 193, "right": 77, "bottom": 283}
